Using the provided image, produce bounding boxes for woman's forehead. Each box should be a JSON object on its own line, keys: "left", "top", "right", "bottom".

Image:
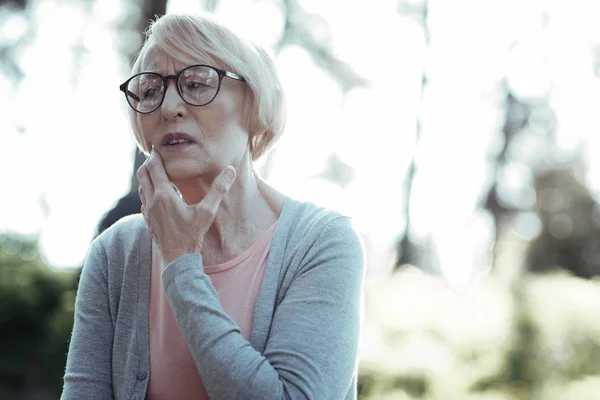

{"left": 139, "top": 45, "right": 169, "bottom": 72}
{"left": 138, "top": 43, "right": 215, "bottom": 73}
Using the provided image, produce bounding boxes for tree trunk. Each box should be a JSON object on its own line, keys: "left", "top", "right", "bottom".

{"left": 395, "top": 0, "right": 430, "bottom": 271}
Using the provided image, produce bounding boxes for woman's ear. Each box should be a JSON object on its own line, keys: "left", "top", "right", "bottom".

{"left": 248, "top": 132, "right": 257, "bottom": 157}
{"left": 250, "top": 130, "right": 271, "bottom": 161}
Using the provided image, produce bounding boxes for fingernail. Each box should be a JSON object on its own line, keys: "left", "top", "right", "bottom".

{"left": 225, "top": 167, "right": 236, "bottom": 183}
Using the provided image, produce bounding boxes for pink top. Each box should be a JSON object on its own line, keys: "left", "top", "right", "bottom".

{"left": 147, "top": 221, "right": 278, "bottom": 400}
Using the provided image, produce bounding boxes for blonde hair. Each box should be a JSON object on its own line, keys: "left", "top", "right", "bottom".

{"left": 128, "top": 13, "right": 286, "bottom": 161}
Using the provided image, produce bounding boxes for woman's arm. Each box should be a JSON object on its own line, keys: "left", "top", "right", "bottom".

{"left": 61, "top": 240, "right": 114, "bottom": 400}
{"left": 162, "top": 216, "right": 365, "bottom": 400}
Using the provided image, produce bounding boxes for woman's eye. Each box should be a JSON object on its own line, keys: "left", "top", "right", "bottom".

{"left": 187, "top": 81, "right": 209, "bottom": 90}
{"left": 142, "top": 88, "right": 160, "bottom": 99}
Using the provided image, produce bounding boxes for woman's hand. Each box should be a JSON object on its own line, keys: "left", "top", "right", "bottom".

{"left": 136, "top": 149, "right": 236, "bottom": 265}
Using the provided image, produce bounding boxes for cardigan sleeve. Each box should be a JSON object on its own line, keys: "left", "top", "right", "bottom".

{"left": 161, "top": 216, "right": 365, "bottom": 400}
{"left": 61, "top": 240, "right": 114, "bottom": 400}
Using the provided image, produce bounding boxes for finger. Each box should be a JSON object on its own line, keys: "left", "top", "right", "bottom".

{"left": 198, "top": 166, "right": 236, "bottom": 215}
{"left": 171, "top": 182, "right": 183, "bottom": 199}
{"left": 140, "top": 204, "right": 149, "bottom": 227}
{"left": 145, "top": 149, "right": 172, "bottom": 197}
{"left": 136, "top": 164, "right": 154, "bottom": 203}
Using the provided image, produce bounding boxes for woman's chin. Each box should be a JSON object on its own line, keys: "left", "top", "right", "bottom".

{"left": 163, "top": 158, "right": 224, "bottom": 184}
{"left": 164, "top": 163, "right": 202, "bottom": 182}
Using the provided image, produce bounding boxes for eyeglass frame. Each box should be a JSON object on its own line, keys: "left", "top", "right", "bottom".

{"left": 119, "top": 64, "right": 247, "bottom": 114}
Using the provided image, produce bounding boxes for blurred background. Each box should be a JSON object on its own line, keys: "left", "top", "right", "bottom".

{"left": 2, "top": 0, "right": 600, "bottom": 398}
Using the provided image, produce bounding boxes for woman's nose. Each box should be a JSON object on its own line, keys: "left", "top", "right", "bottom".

{"left": 161, "top": 82, "right": 185, "bottom": 119}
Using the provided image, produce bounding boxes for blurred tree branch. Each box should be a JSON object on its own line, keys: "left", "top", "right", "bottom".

{"left": 0, "top": 0, "right": 26, "bottom": 9}
{"left": 204, "top": 0, "right": 218, "bottom": 13}
{"left": 0, "top": 1, "right": 32, "bottom": 86}
{"left": 276, "top": 0, "right": 368, "bottom": 94}
{"left": 483, "top": 90, "right": 531, "bottom": 253}
{"left": 395, "top": 0, "right": 430, "bottom": 271}
{"left": 0, "top": 43, "right": 23, "bottom": 81}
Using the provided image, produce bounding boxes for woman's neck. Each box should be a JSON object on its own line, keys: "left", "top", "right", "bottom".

{"left": 173, "top": 162, "right": 283, "bottom": 265}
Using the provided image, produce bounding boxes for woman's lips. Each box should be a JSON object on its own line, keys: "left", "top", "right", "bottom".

{"left": 161, "top": 141, "right": 194, "bottom": 151}
{"left": 161, "top": 132, "right": 197, "bottom": 146}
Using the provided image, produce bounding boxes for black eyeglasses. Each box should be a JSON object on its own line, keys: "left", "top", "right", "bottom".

{"left": 119, "top": 64, "right": 246, "bottom": 114}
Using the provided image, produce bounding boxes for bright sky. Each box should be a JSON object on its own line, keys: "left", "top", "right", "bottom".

{"left": 1, "top": 0, "right": 600, "bottom": 291}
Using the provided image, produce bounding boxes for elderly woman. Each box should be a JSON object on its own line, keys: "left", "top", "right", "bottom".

{"left": 62, "top": 12, "right": 365, "bottom": 400}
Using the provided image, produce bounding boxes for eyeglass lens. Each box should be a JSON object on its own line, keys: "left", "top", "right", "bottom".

{"left": 124, "top": 66, "right": 220, "bottom": 113}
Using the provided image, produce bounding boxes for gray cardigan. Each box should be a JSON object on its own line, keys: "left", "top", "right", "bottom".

{"left": 61, "top": 198, "right": 365, "bottom": 400}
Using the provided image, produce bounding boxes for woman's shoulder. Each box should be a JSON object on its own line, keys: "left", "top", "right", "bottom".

{"left": 276, "top": 198, "right": 365, "bottom": 281}
{"left": 93, "top": 213, "right": 148, "bottom": 255}
{"left": 281, "top": 198, "right": 361, "bottom": 248}
{"left": 284, "top": 197, "right": 349, "bottom": 225}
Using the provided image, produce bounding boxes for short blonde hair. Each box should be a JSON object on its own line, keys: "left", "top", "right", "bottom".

{"left": 127, "top": 12, "right": 286, "bottom": 161}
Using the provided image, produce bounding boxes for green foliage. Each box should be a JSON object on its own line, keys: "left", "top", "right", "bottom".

{"left": 357, "top": 268, "right": 600, "bottom": 399}
{"left": 0, "top": 234, "right": 78, "bottom": 398}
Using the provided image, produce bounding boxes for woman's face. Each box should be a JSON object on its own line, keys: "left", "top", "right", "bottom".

{"left": 136, "top": 45, "right": 249, "bottom": 183}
